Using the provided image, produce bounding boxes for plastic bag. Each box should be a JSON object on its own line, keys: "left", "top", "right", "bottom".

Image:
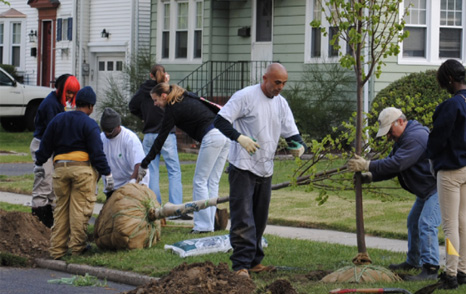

{"left": 164, "top": 234, "right": 268, "bottom": 258}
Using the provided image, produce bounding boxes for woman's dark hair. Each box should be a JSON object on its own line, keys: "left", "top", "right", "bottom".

{"left": 150, "top": 64, "right": 166, "bottom": 84}
{"left": 437, "top": 59, "right": 466, "bottom": 89}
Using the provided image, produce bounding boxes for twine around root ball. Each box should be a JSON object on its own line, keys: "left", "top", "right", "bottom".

{"left": 321, "top": 264, "right": 402, "bottom": 283}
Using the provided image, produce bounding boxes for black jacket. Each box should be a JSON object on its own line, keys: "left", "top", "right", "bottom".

{"left": 129, "top": 79, "right": 174, "bottom": 134}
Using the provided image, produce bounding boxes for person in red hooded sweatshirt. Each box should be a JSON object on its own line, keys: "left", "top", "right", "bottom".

{"left": 29, "top": 74, "right": 80, "bottom": 228}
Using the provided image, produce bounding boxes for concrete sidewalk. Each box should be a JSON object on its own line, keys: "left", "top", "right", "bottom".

{"left": 0, "top": 191, "right": 446, "bottom": 285}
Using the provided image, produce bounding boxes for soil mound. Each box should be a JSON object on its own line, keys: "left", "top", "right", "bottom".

{"left": 122, "top": 261, "right": 256, "bottom": 294}
{"left": 265, "top": 279, "right": 298, "bottom": 294}
{"left": 0, "top": 209, "right": 50, "bottom": 262}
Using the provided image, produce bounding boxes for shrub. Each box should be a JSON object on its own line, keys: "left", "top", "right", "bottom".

{"left": 370, "top": 70, "right": 450, "bottom": 129}
{"left": 282, "top": 63, "right": 356, "bottom": 141}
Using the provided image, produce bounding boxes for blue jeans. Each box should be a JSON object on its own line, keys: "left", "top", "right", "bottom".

{"left": 229, "top": 165, "right": 272, "bottom": 271}
{"left": 406, "top": 192, "right": 441, "bottom": 267}
{"left": 192, "top": 129, "right": 230, "bottom": 231}
{"left": 142, "top": 133, "right": 183, "bottom": 205}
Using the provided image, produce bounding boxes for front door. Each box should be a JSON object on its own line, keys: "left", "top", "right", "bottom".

{"left": 96, "top": 55, "right": 125, "bottom": 100}
{"left": 251, "top": 0, "right": 273, "bottom": 82}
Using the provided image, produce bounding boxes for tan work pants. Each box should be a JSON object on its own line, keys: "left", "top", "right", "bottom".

{"left": 437, "top": 166, "right": 466, "bottom": 276}
{"left": 50, "top": 164, "right": 97, "bottom": 259}
{"left": 30, "top": 138, "right": 55, "bottom": 207}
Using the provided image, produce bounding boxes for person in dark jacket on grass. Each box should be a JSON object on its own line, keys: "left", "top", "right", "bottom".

{"left": 129, "top": 65, "right": 185, "bottom": 216}
{"left": 34, "top": 86, "right": 113, "bottom": 260}
{"left": 30, "top": 74, "right": 80, "bottom": 228}
{"left": 348, "top": 107, "right": 441, "bottom": 281}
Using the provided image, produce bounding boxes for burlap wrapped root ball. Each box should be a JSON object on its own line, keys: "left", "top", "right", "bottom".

{"left": 94, "top": 183, "right": 162, "bottom": 250}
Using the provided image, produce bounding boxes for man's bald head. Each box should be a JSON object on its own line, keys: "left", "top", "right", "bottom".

{"left": 261, "top": 63, "right": 288, "bottom": 98}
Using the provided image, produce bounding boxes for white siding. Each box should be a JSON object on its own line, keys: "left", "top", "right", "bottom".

{"left": 2, "top": 1, "right": 40, "bottom": 85}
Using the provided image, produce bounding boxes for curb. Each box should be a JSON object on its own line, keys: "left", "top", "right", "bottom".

{"left": 34, "top": 258, "right": 158, "bottom": 286}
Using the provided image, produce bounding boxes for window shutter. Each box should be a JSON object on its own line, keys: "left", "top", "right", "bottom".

{"left": 57, "top": 19, "right": 62, "bottom": 41}
{"left": 67, "top": 17, "right": 72, "bottom": 41}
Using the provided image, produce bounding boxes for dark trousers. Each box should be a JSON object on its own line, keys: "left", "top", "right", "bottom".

{"left": 229, "top": 165, "right": 272, "bottom": 271}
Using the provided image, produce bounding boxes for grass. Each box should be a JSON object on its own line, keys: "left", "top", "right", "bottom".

{"left": 0, "top": 202, "right": 460, "bottom": 293}
{"left": 1, "top": 129, "right": 461, "bottom": 293}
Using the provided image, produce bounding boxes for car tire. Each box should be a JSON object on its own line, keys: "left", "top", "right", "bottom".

{"left": 25, "top": 103, "right": 40, "bottom": 132}
{"left": 1, "top": 117, "right": 26, "bottom": 132}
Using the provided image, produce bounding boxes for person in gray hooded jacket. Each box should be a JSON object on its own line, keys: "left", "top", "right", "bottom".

{"left": 348, "top": 107, "right": 441, "bottom": 281}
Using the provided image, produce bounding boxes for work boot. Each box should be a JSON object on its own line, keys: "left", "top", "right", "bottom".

{"left": 438, "top": 272, "right": 458, "bottom": 290}
{"left": 249, "top": 264, "right": 277, "bottom": 273}
{"left": 404, "top": 263, "right": 439, "bottom": 281}
{"left": 388, "top": 261, "right": 420, "bottom": 271}
{"left": 235, "top": 269, "right": 250, "bottom": 279}
{"left": 457, "top": 271, "right": 466, "bottom": 285}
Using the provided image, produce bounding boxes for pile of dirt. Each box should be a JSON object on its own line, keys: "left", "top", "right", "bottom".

{"left": 265, "top": 279, "right": 298, "bottom": 294}
{"left": 123, "top": 261, "right": 256, "bottom": 294}
{"left": 0, "top": 209, "right": 50, "bottom": 263}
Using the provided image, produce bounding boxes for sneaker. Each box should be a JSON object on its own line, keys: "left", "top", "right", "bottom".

{"left": 457, "top": 271, "right": 466, "bottom": 285}
{"left": 438, "top": 272, "right": 458, "bottom": 290}
{"left": 190, "top": 229, "right": 210, "bottom": 234}
{"left": 388, "top": 261, "right": 420, "bottom": 271}
{"left": 235, "top": 269, "right": 250, "bottom": 278}
{"left": 249, "top": 264, "right": 277, "bottom": 273}
{"left": 404, "top": 264, "right": 438, "bottom": 281}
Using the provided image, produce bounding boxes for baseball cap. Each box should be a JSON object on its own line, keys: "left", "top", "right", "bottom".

{"left": 376, "top": 107, "right": 403, "bottom": 137}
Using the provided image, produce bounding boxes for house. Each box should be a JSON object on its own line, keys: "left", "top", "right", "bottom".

{"left": 2, "top": 0, "right": 464, "bottom": 107}
{"left": 1, "top": 0, "right": 150, "bottom": 100}
{"left": 150, "top": 0, "right": 465, "bottom": 105}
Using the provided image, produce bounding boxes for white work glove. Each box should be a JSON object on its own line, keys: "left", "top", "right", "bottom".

{"left": 104, "top": 174, "right": 114, "bottom": 191}
{"left": 33, "top": 165, "right": 45, "bottom": 178}
{"left": 348, "top": 155, "right": 370, "bottom": 172}
{"left": 237, "top": 135, "right": 260, "bottom": 155}
{"left": 129, "top": 179, "right": 137, "bottom": 184}
{"left": 428, "top": 159, "right": 436, "bottom": 179}
{"left": 137, "top": 166, "right": 147, "bottom": 183}
{"left": 286, "top": 140, "right": 305, "bottom": 158}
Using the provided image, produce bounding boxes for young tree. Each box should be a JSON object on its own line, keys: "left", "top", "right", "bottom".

{"left": 310, "top": 0, "right": 409, "bottom": 264}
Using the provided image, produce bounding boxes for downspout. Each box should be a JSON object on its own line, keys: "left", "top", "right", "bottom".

{"left": 208, "top": 0, "right": 213, "bottom": 62}
{"left": 73, "top": 0, "right": 78, "bottom": 77}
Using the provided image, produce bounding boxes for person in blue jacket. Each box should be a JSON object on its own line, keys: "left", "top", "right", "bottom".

{"left": 29, "top": 74, "right": 80, "bottom": 227}
{"left": 427, "top": 59, "right": 466, "bottom": 290}
{"left": 34, "top": 86, "right": 113, "bottom": 260}
{"left": 348, "top": 107, "right": 441, "bottom": 281}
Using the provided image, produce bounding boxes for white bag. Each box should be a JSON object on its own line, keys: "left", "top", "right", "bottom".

{"left": 164, "top": 234, "right": 268, "bottom": 258}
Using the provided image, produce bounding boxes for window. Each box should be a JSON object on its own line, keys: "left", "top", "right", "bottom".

{"left": 0, "top": 15, "right": 25, "bottom": 69}
{"left": 305, "top": 0, "right": 351, "bottom": 62}
{"left": 11, "top": 23, "right": 21, "bottom": 67}
{"left": 400, "top": 0, "right": 465, "bottom": 64}
{"left": 57, "top": 18, "right": 73, "bottom": 41}
{"left": 157, "top": 0, "right": 203, "bottom": 62}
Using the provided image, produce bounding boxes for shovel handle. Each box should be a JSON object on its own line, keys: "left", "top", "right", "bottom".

{"left": 330, "top": 289, "right": 384, "bottom": 293}
{"left": 329, "top": 289, "right": 411, "bottom": 294}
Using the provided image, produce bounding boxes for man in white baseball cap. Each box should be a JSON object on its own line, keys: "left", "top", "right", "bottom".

{"left": 348, "top": 107, "right": 441, "bottom": 281}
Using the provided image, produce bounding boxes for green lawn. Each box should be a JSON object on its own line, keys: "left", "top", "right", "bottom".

{"left": 1, "top": 129, "right": 459, "bottom": 293}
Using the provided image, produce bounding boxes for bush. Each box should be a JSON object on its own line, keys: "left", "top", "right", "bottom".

{"left": 282, "top": 63, "right": 356, "bottom": 141}
{"left": 370, "top": 70, "right": 450, "bottom": 129}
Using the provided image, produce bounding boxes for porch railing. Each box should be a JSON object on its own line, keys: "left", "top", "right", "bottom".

{"left": 177, "top": 60, "right": 272, "bottom": 105}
